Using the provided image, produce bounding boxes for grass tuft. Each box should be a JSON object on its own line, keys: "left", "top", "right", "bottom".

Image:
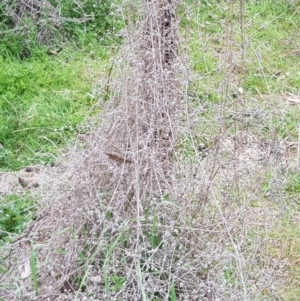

{"left": 0, "top": 43, "right": 109, "bottom": 170}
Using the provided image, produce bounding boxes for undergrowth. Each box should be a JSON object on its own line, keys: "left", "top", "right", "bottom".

{"left": 0, "top": 0, "right": 124, "bottom": 170}
{"left": 0, "top": 193, "right": 36, "bottom": 245}
{"left": 1, "top": 0, "right": 300, "bottom": 300}
{"left": 0, "top": 0, "right": 123, "bottom": 56}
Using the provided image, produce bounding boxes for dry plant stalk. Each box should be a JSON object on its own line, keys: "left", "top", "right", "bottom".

{"left": 1, "top": 0, "right": 94, "bottom": 45}
{"left": 1, "top": 0, "right": 184, "bottom": 299}
{"left": 2, "top": 0, "right": 60, "bottom": 44}
{"left": 0, "top": 1, "right": 290, "bottom": 300}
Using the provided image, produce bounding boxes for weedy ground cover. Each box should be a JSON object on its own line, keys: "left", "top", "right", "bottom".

{"left": 0, "top": 43, "right": 111, "bottom": 170}
{"left": 183, "top": 0, "right": 300, "bottom": 299}
{"left": 0, "top": 193, "right": 36, "bottom": 245}
{"left": 0, "top": 0, "right": 124, "bottom": 171}
{"left": 1, "top": 0, "right": 300, "bottom": 300}
{"left": 0, "top": 0, "right": 121, "bottom": 272}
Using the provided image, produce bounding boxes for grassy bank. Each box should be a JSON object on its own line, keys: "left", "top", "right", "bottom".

{"left": 0, "top": 43, "right": 111, "bottom": 170}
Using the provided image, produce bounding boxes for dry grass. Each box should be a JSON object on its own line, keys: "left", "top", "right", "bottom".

{"left": 2, "top": 0, "right": 62, "bottom": 44}
{"left": 1, "top": 0, "right": 299, "bottom": 300}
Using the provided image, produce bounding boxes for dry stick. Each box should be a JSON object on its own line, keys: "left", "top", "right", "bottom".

{"left": 211, "top": 188, "right": 248, "bottom": 300}
{"left": 239, "top": 0, "right": 247, "bottom": 111}
{"left": 297, "top": 124, "right": 300, "bottom": 168}
{"left": 239, "top": 0, "right": 246, "bottom": 63}
{"left": 104, "top": 44, "right": 121, "bottom": 102}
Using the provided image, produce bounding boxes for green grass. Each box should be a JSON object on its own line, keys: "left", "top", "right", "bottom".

{"left": 0, "top": 43, "right": 110, "bottom": 170}
{"left": 182, "top": 1, "right": 300, "bottom": 299}
{"left": 183, "top": 0, "right": 300, "bottom": 98}
{"left": 178, "top": 0, "right": 300, "bottom": 151}
{"left": 268, "top": 217, "right": 300, "bottom": 300}
{"left": 244, "top": 2, "right": 300, "bottom": 95}
{"left": 285, "top": 171, "right": 300, "bottom": 195}
{"left": 0, "top": 193, "right": 36, "bottom": 244}
{"left": 178, "top": 0, "right": 300, "bottom": 159}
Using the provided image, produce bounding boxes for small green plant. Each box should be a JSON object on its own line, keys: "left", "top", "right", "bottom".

{"left": 111, "top": 274, "right": 126, "bottom": 292}
{"left": 30, "top": 243, "right": 39, "bottom": 296}
{"left": 102, "top": 224, "right": 126, "bottom": 294}
{"left": 0, "top": 194, "right": 36, "bottom": 244}
{"left": 285, "top": 171, "right": 300, "bottom": 195}
{"left": 223, "top": 267, "right": 236, "bottom": 286}
{"left": 262, "top": 171, "right": 272, "bottom": 195}
{"left": 151, "top": 211, "right": 161, "bottom": 249}
{"left": 169, "top": 279, "right": 177, "bottom": 301}
{"left": 137, "top": 260, "right": 147, "bottom": 301}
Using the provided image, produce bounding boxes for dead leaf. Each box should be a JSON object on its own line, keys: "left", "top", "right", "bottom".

{"left": 60, "top": 280, "right": 77, "bottom": 292}
{"left": 19, "top": 258, "right": 31, "bottom": 279}
{"left": 18, "top": 177, "right": 28, "bottom": 188}
{"left": 89, "top": 275, "right": 102, "bottom": 283}
{"left": 29, "top": 182, "right": 40, "bottom": 188}
{"left": 272, "top": 69, "right": 281, "bottom": 76}
{"left": 47, "top": 47, "right": 63, "bottom": 56}
{"left": 25, "top": 166, "right": 40, "bottom": 172}
{"left": 48, "top": 50, "right": 59, "bottom": 55}
{"left": 106, "top": 153, "right": 132, "bottom": 164}
{"left": 282, "top": 92, "right": 300, "bottom": 104}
